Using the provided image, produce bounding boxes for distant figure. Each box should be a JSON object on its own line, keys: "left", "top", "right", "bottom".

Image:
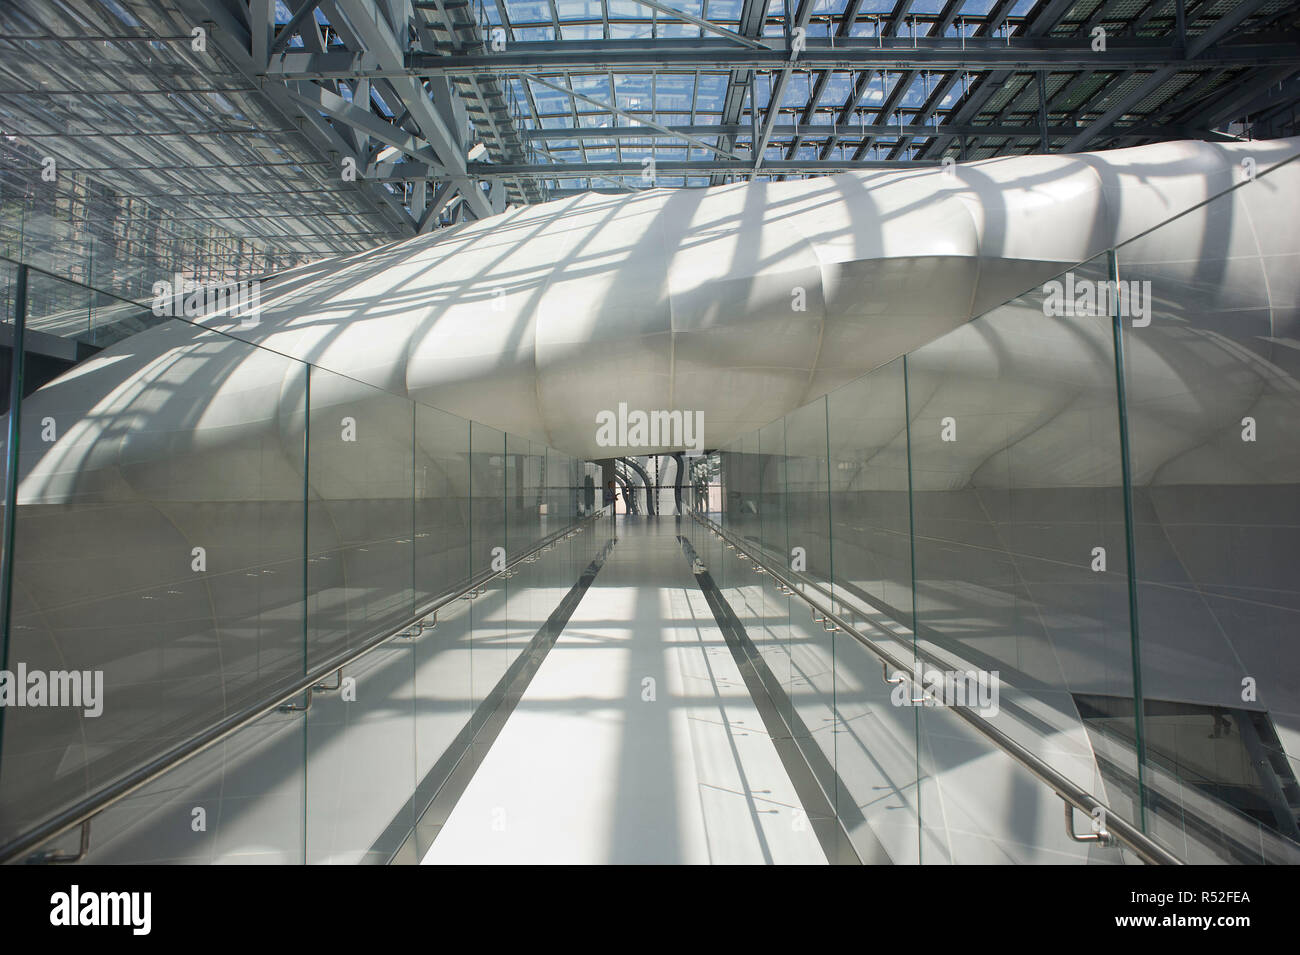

{"left": 603, "top": 480, "right": 619, "bottom": 508}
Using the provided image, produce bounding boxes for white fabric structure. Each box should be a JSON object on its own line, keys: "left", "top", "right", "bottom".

{"left": 17, "top": 136, "right": 1300, "bottom": 488}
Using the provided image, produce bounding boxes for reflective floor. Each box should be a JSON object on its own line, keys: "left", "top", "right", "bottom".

{"left": 422, "top": 515, "right": 826, "bottom": 865}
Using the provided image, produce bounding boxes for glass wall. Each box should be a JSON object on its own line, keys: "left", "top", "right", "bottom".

{"left": 1115, "top": 171, "right": 1300, "bottom": 863}
{"left": 0, "top": 138, "right": 306, "bottom": 308}
{"left": 824, "top": 359, "right": 923, "bottom": 863}
{"left": 0, "top": 259, "right": 603, "bottom": 864}
{"left": 699, "top": 153, "right": 1300, "bottom": 865}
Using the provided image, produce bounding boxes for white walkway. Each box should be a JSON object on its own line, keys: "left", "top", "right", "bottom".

{"left": 422, "top": 516, "right": 826, "bottom": 865}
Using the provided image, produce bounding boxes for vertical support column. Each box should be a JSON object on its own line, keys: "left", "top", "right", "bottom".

{"left": 749, "top": 79, "right": 760, "bottom": 167}
{"left": 354, "top": 77, "right": 371, "bottom": 159}
{"left": 251, "top": 0, "right": 275, "bottom": 67}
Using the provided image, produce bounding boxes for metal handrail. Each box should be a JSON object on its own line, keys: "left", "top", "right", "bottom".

{"left": 688, "top": 508, "right": 1182, "bottom": 866}
{"left": 1, "top": 506, "right": 609, "bottom": 865}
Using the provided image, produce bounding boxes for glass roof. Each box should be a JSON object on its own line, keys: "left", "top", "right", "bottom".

{"left": 1, "top": 0, "right": 1295, "bottom": 251}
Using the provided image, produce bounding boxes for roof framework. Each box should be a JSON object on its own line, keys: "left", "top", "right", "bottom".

{"left": 1, "top": 0, "right": 1298, "bottom": 255}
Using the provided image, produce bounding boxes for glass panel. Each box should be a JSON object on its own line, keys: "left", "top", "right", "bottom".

{"left": 904, "top": 254, "right": 1136, "bottom": 862}
{"left": 507, "top": 434, "right": 541, "bottom": 560}
{"left": 824, "top": 358, "right": 921, "bottom": 863}
{"left": 412, "top": 403, "right": 473, "bottom": 839}
{"left": 469, "top": 422, "right": 508, "bottom": 727}
{"left": 757, "top": 417, "right": 791, "bottom": 728}
{"left": 302, "top": 370, "right": 416, "bottom": 862}
{"left": 827, "top": 357, "right": 914, "bottom": 636}
{"left": 305, "top": 629, "right": 415, "bottom": 863}
{"left": 725, "top": 432, "right": 764, "bottom": 692}
{"left": 76, "top": 708, "right": 307, "bottom": 864}
{"left": 1117, "top": 165, "right": 1300, "bottom": 864}
{"left": 1, "top": 269, "right": 308, "bottom": 848}
{"left": 544, "top": 449, "right": 569, "bottom": 524}
{"left": 0, "top": 140, "right": 305, "bottom": 304}
{"left": 0, "top": 263, "right": 594, "bottom": 861}
{"left": 305, "top": 366, "right": 415, "bottom": 668}
{"left": 505, "top": 433, "right": 540, "bottom": 688}
{"left": 414, "top": 405, "right": 472, "bottom": 607}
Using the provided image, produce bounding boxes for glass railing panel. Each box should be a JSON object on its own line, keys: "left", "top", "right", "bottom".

{"left": 1116, "top": 160, "right": 1300, "bottom": 864}
{"left": 756, "top": 416, "right": 792, "bottom": 729}
{"left": 783, "top": 398, "right": 833, "bottom": 600}
{"left": 505, "top": 433, "right": 540, "bottom": 688}
{"left": 904, "top": 252, "right": 1136, "bottom": 862}
{"left": 305, "top": 624, "right": 416, "bottom": 863}
{"left": 18, "top": 267, "right": 95, "bottom": 340}
{"left": 826, "top": 356, "right": 914, "bottom": 640}
{"left": 0, "top": 257, "right": 603, "bottom": 862}
{"left": 724, "top": 430, "right": 763, "bottom": 668}
{"left": 76, "top": 706, "right": 307, "bottom": 864}
{"left": 305, "top": 365, "right": 415, "bottom": 667}
{"left": 725, "top": 429, "right": 760, "bottom": 546}
{"left": 414, "top": 404, "right": 472, "bottom": 608}
{"left": 0, "top": 255, "right": 166, "bottom": 354}
{"left": 469, "top": 421, "right": 508, "bottom": 727}
{"left": 302, "top": 371, "right": 418, "bottom": 862}
{"left": 0, "top": 268, "right": 309, "bottom": 849}
{"left": 507, "top": 434, "right": 542, "bottom": 560}
{"left": 545, "top": 448, "right": 573, "bottom": 523}
{"left": 411, "top": 402, "right": 473, "bottom": 833}
{"left": 823, "top": 356, "right": 921, "bottom": 863}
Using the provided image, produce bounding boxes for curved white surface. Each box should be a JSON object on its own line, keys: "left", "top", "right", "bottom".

{"left": 18, "top": 136, "right": 1300, "bottom": 488}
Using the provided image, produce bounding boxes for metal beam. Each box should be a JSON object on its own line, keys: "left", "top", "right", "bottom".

{"left": 522, "top": 121, "right": 1229, "bottom": 140}
{"left": 1062, "top": 0, "right": 1278, "bottom": 151}
{"left": 922, "top": 0, "right": 1142, "bottom": 161}
{"left": 169, "top": 0, "right": 416, "bottom": 234}
{"left": 1186, "top": 0, "right": 1271, "bottom": 60}
{"left": 1063, "top": 67, "right": 1178, "bottom": 152}
{"left": 1024, "top": 0, "right": 1081, "bottom": 36}
{"left": 271, "top": 0, "right": 322, "bottom": 55}
{"left": 416, "top": 180, "right": 460, "bottom": 232}
{"left": 854, "top": 67, "right": 917, "bottom": 160}
{"left": 710, "top": 0, "right": 769, "bottom": 185}
{"left": 454, "top": 158, "right": 942, "bottom": 178}
{"left": 264, "top": 40, "right": 1300, "bottom": 77}
{"left": 753, "top": 0, "right": 817, "bottom": 171}
{"left": 329, "top": 0, "right": 492, "bottom": 218}
{"left": 285, "top": 81, "right": 448, "bottom": 171}
{"left": 250, "top": 0, "right": 274, "bottom": 68}
{"left": 1198, "top": 66, "right": 1300, "bottom": 128}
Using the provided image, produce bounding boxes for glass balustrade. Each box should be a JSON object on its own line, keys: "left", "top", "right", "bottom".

{"left": 693, "top": 151, "right": 1300, "bottom": 865}
{"left": 0, "top": 259, "right": 606, "bottom": 864}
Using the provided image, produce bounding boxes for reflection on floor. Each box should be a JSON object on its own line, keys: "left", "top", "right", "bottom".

{"left": 422, "top": 515, "right": 826, "bottom": 864}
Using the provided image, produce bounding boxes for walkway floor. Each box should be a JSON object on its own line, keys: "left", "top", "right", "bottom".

{"left": 422, "top": 515, "right": 826, "bottom": 864}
